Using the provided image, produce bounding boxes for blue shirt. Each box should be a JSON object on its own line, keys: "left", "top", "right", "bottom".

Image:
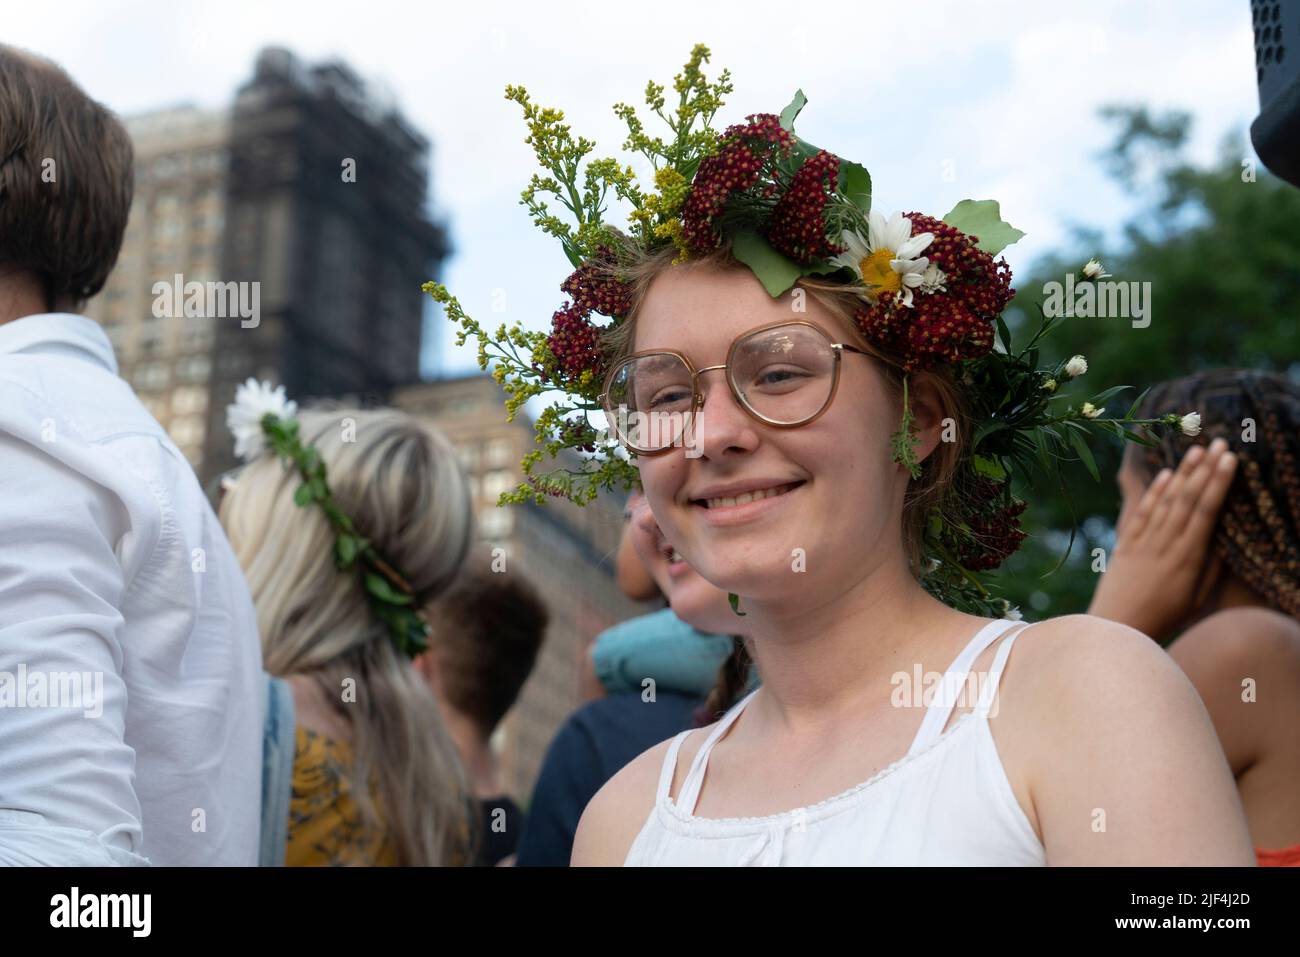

{"left": 515, "top": 691, "right": 702, "bottom": 867}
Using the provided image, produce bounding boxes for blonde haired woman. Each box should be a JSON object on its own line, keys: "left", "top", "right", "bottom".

{"left": 220, "top": 404, "right": 474, "bottom": 866}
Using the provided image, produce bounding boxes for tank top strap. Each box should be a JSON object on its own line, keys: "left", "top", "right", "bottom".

{"left": 975, "top": 621, "right": 1034, "bottom": 718}
{"left": 674, "top": 687, "right": 761, "bottom": 813}
{"left": 905, "top": 618, "right": 1025, "bottom": 758}
{"left": 656, "top": 729, "right": 694, "bottom": 804}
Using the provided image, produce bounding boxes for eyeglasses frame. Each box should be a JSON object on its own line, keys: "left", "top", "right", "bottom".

{"left": 597, "top": 319, "right": 872, "bottom": 456}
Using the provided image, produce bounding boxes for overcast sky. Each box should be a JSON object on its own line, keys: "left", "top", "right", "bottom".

{"left": 7, "top": 0, "right": 1264, "bottom": 378}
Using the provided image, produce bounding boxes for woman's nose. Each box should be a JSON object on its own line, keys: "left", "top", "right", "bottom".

{"left": 690, "top": 370, "right": 760, "bottom": 457}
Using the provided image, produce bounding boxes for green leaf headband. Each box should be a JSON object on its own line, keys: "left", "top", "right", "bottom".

{"left": 226, "top": 379, "right": 432, "bottom": 657}
{"left": 423, "top": 44, "right": 1197, "bottom": 617}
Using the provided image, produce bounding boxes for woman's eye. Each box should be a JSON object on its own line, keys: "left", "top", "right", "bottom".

{"left": 753, "top": 366, "right": 808, "bottom": 388}
{"left": 649, "top": 388, "right": 692, "bottom": 408}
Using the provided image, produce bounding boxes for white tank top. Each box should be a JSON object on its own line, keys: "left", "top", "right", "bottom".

{"left": 624, "top": 618, "right": 1046, "bottom": 866}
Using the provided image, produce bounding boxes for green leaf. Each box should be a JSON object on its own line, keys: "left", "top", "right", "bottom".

{"left": 365, "top": 572, "right": 413, "bottom": 606}
{"left": 1121, "top": 427, "right": 1161, "bottom": 448}
{"left": 941, "top": 199, "right": 1026, "bottom": 255}
{"left": 972, "top": 454, "right": 1008, "bottom": 480}
{"left": 335, "top": 533, "right": 359, "bottom": 568}
{"left": 996, "top": 315, "right": 1013, "bottom": 353}
{"left": 778, "top": 90, "right": 807, "bottom": 132}
{"left": 731, "top": 228, "right": 802, "bottom": 298}
{"left": 1125, "top": 386, "right": 1152, "bottom": 421}
{"left": 293, "top": 483, "right": 314, "bottom": 507}
{"left": 309, "top": 476, "right": 327, "bottom": 500}
{"left": 1066, "top": 425, "right": 1101, "bottom": 482}
{"left": 838, "top": 159, "right": 872, "bottom": 213}
{"left": 1031, "top": 427, "right": 1052, "bottom": 472}
{"left": 801, "top": 260, "right": 850, "bottom": 278}
{"left": 728, "top": 592, "right": 747, "bottom": 617}
{"left": 301, "top": 446, "right": 321, "bottom": 475}
{"left": 1088, "top": 384, "right": 1132, "bottom": 408}
{"left": 972, "top": 420, "right": 1009, "bottom": 447}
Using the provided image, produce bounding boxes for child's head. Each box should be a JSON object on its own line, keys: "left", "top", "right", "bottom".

{"left": 0, "top": 45, "right": 133, "bottom": 311}
{"left": 415, "top": 560, "right": 549, "bottom": 741}
{"left": 1121, "top": 368, "right": 1300, "bottom": 618}
{"left": 602, "top": 240, "right": 968, "bottom": 609}
{"left": 626, "top": 490, "right": 748, "bottom": 636}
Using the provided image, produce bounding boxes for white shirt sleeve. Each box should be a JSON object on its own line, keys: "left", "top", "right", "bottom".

{"left": 0, "top": 432, "right": 151, "bottom": 866}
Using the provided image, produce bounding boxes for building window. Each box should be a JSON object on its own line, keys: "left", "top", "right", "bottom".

{"left": 182, "top": 322, "right": 215, "bottom": 353}
{"left": 486, "top": 437, "right": 513, "bottom": 467}
{"left": 169, "top": 415, "right": 205, "bottom": 447}
{"left": 483, "top": 470, "right": 514, "bottom": 501}
{"left": 171, "top": 385, "right": 208, "bottom": 416}
{"left": 479, "top": 508, "right": 513, "bottom": 539}
{"left": 178, "top": 355, "right": 211, "bottom": 383}
{"left": 136, "top": 362, "right": 169, "bottom": 390}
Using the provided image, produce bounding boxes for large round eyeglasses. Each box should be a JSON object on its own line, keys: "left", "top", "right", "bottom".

{"left": 598, "top": 320, "right": 872, "bottom": 455}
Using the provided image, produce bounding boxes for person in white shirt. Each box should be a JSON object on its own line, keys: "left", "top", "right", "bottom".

{"left": 0, "top": 44, "right": 263, "bottom": 866}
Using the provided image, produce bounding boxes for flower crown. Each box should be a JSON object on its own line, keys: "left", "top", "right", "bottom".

{"left": 423, "top": 45, "right": 1196, "bottom": 616}
{"left": 226, "top": 379, "right": 432, "bottom": 656}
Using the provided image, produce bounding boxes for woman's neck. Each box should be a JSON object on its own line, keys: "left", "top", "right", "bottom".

{"left": 439, "top": 704, "right": 505, "bottom": 799}
{"left": 738, "top": 553, "right": 979, "bottom": 732}
{"left": 1202, "top": 570, "right": 1272, "bottom": 617}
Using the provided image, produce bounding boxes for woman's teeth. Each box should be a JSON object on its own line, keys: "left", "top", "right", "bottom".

{"left": 670, "top": 550, "right": 683, "bottom": 563}
{"left": 703, "top": 483, "right": 796, "bottom": 509}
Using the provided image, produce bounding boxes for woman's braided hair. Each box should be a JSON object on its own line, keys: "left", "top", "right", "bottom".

{"left": 1137, "top": 369, "right": 1300, "bottom": 618}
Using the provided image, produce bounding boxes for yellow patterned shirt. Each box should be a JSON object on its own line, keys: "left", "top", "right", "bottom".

{"left": 286, "top": 726, "right": 397, "bottom": 866}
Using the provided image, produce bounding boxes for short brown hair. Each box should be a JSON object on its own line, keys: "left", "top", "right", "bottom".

{"left": 426, "top": 562, "right": 549, "bottom": 733}
{"left": 0, "top": 45, "right": 133, "bottom": 305}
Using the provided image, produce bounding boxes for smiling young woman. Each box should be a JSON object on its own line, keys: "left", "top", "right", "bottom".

{"left": 427, "top": 45, "right": 1257, "bottom": 867}
{"left": 569, "top": 240, "right": 1257, "bottom": 867}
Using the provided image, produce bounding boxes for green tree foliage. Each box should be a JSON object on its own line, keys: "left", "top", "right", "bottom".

{"left": 994, "top": 105, "right": 1300, "bottom": 617}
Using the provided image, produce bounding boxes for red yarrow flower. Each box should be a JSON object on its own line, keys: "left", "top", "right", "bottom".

{"left": 560, "top": 245, "right": 633, "bottom": 318}
{"left": 545, "top": 302, "right": 604, "bottom": 383}
{"left": 953, "top": 478, "right": 1028, "bottom": 571}
{"left": 681, "top": 113, "right": 796, "bottom": 255}
{"left": 766, "top": 149, "right": 847, "bottom": 264}
{"left": 853, "top": 212, "right": 1015, "bottom": 371}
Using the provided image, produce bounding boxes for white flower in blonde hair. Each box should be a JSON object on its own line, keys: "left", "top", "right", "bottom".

{"left": 227, "top": 378, "right": 298, "bottom": 462}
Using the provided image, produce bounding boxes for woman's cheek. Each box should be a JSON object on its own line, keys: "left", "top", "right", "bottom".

{"left": 637, "top": 459, "right": 684, "bottom": 540}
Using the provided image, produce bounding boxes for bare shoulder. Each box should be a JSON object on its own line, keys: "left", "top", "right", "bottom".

{"left": 1001, "top": 614, "right": 1211, "bottom": 752}
{"left": 1005, "top": 615, "right": 1254, "bottom": 863}
{"left": 1009, "top": 612, "right": 1187, "bottom": 700}
{"left": 570, "top": 726, "right": 708, "bottom": 866}
{"left": 1168, "top": 606, "right": 1300, "bottom": 678}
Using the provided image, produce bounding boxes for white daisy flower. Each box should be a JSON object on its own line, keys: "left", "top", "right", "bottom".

{"left": 1081, "top": 257, "right": 1111, "bottom": 280}
{"left": 227, "top": 377, "right": 298, "bottom": 462}
{"left": 1064, "top": 355, "right": 1088, "bottom": 378}
{"left": 831, "top": 210, "right": 934, "bottom": 308}
{"left": 920, "top": 262, "right": 947, "bottom": 295}
{"left": 1180, "top": 412, "right": 1202, "bottom": 436}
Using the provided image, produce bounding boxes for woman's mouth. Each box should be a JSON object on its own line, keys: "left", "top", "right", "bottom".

{"left": 689, "top": 480, "right": 805, "bottom": 525}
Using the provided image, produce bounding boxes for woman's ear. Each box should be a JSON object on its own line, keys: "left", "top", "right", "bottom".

{"left": 906, "top": 372, "right": 949, "bottom": 466}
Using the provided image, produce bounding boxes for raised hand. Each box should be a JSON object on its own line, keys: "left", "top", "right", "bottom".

{"left": 1088, "top": 437, "right": 1238, "bottom": 642}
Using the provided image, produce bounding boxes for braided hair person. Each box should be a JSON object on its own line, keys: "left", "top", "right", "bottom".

{"left": 1090, "top": 368, "right": 1300, "bottom": 866}
{"left": 428, "top": 47, "right": 1255, "bottom": 865}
